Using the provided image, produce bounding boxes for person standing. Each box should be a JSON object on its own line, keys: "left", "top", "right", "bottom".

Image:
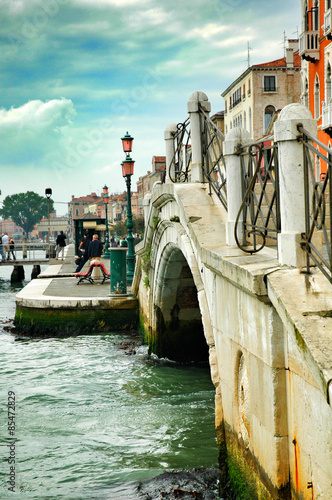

{"left": 2, "top": 233, "right": 9, "bottom": 260}
{"left": 0, "top": 234, "right": 5, "bottom": 261}
{"left": 8, "top": 238, "right": 16, "bottom": 260}
{"left": 120, "top": 236, "right": 128, "bottom": 248}
{"left": 55, "top": 231, "right": 66, "bottom": 260}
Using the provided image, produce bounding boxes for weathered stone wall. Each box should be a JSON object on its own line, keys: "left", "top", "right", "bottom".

{"left": 135, "top": 181, "right": 332, "bottom": 499}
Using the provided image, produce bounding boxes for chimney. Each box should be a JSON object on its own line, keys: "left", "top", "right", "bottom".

{"left": 286, "top": 39, "right": 298, "bottom": 68}
{"left": 286, "top": 48, "right": 294, "bottom": 68}
{"left": 288, "top": 39, "right": 299, "bottom": 52}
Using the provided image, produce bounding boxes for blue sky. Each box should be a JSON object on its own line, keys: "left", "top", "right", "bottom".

{"left": 0, "top": 0, "right": 301, "bottom": 215}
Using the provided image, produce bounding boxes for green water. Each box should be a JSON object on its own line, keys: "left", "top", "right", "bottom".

{"left": 0, "top": 267, "right": 217, "bottom": 499}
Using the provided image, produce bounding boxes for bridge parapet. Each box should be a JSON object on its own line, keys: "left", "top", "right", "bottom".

{"left": 135, "top": 171, "right": 332, "bottom": 498}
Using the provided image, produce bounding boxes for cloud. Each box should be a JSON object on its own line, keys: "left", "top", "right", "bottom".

{"left": 186, "top": 23, "right": 230, "bottom": 40}
{"left": 0, "top": 99, "right": 76, "bottom": 163}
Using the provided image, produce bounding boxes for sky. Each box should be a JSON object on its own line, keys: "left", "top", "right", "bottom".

{"left": 0, "top": 0, "right": 301, "bottom": 215}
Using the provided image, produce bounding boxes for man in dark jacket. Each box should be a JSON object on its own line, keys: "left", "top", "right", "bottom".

{"left": 88, "top": 234, "right": 103, "bottom": 259}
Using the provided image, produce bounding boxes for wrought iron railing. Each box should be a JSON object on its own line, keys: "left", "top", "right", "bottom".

{"left": 167, "top": 117, "right": 192, "bottom": 183}
{"left": 199, "top": 106, "right": 227, "bottom": 210}
{"left": 234, "top": 137, "right": 280, "bottom": 253}
{"left": 298, "top": 125, "right": 332, "bottom": 282}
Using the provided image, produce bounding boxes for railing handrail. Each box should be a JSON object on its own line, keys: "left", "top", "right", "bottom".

{"left": 234, "top": 139, "right": 280, "bottom": 253}
{"left": 297, "top": 124, "right": 332, "bottom": 283}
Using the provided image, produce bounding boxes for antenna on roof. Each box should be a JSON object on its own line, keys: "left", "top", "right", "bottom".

{"left": 247, "top": 41, "right": 252, "bottom": 68}
{"left": 293, "top": 26, "right": 299, "bottom": 39}
{"left": 282, "top": 31, "right": 287, "bottom": 57}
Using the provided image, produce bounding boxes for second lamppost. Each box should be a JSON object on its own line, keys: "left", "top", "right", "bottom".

{"left": 103, "top": 185, "right": 110, "bottom": 258}
{"left": 45, "top": 187, "right": 52, "bottom": 257}
{"left": 121, "top": 132, "right": 135, "bottom": 285}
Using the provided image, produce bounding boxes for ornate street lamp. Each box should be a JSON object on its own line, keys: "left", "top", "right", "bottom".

{"left": 121, "top": 132, "right": 135, "bottom": 285}
{"left": 45, "top": 188, "right": 52, "bottom": 255}
{"left": 121, "top": 131, "right": 134, "bottom": 153}
{"left": 103, "top": 184, "right": 110, "bottom": 258}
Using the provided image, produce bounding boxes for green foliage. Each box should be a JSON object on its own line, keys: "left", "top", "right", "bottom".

{"left": 142, "top": 244, "right": 152, "bottom": 274}
{"left": 143, "top": 276, "right": 150, "bottom": 288}
{"left": 152, "top": 216, "right": 160, "bottom": 229}
{"left": 111, "top": 216, "right": 144, "bottom": 237}
{"left": 170, "top": 215, "right": 180, "bottom": 222}
{"left": 0, "top": 191, "right": 54, "bottom": 235}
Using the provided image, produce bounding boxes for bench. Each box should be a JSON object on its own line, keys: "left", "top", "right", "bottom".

{"left": 75, "top": 261, "right": 110, "bottom": 285}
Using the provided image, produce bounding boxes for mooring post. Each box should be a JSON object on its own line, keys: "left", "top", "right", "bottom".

{"left": 31, "top": 265, "right": 41, "bottom": 280}
{"left": 164, "top": 123, "right": 178, "bottom": 183}
{"left": 11, "top": 265, "right": 25, "bottom": 283}
{"left": 187, "top": 91, "right": 211, "bottom": 182}
{"left": 274, "top": 103, "right": 317, "bottom": 267}
{"left": 224, "top": 128, "right": 251, "bottom": 246}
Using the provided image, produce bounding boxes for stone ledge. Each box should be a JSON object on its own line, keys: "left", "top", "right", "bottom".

{"left": 267, "top": 268, "right": 332, "bottom": 393}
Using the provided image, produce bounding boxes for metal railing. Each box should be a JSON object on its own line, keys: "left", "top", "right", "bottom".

{"left": 199, "top": 106, "right": 227, "bottom": 210}
{"left": 234, "top": 137, "right": 280, "bottom": 253}
{"left": 167, "top": 117, "right": 192, "bottom": 183}
{"left": 2, "top": 242, "right": 53, "bottom": 261}
{"left": 298, "top": 125, "right": 332, "bottom": 283}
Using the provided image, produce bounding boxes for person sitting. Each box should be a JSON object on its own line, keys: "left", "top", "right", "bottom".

{"left": 75, "top": 234, "right": 91, "bottom": 272}
{"left": 88, "top": 234, "right": 103, "bottom": 259}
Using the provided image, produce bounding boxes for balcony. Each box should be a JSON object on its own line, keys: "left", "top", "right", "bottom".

{"left": 299, "top": 30, "right": 320, "bottom": 61}
{"left": 322, "top": 101, "right": 332, "bottom": 132}
{"left": 324, "top": 9, "right": 332, "bottom": 38}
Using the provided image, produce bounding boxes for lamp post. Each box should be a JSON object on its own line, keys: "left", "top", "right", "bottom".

{"left": 103, "top": 184, "right": 110, "bottom": 258}
{"left": 121, "top": 131, "right": 135, "bottom": 285}
{"left": 45, "top": 188, "right": 52, "bottom": 257}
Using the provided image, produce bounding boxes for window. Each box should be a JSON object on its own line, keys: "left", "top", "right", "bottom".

{"left": 248, "top": 79, "right": 251, "bottom": 95}
{"left": 232, "top": 88, "right": 242, "bottom": 107}
{"left": 75, "top": 208, "right": 79, "bottom": 216}
{"left": 326, "top": 62, "right": 331, "bottom": 102}
{"left": 244, "top": 111, "right": 247, "bottom": 130}
{"left": 249, "top": 107, "right": 252, "bottom": 135}
{"left": 264, "top": 105, "right": 275, "bottom": 133}
{"left": 242, "top": 84, "right": 246, "bottom": 99}
{"left": 327, "top": 0, "right": 331, "bottom": 10}
{"left": 225, "top": 100, "right": 227, "bottom": 113}
{"left": 314, "top": 74, "right": 320, "bottom": 118}
{"left": 303, "top": 77, "right": 309, "bottom": 108}
{"left": 314, "top": 1, "right": 319, "bottom": 30}
{"left": 264, "top": 75, "right": 276, "bottom": 92}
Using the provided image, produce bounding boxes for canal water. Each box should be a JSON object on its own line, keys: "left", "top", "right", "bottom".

{"left": 0, "top": 266, "right": 219, "bottom": 499}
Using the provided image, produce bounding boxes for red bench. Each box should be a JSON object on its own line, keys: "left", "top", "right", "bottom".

{"left": 75, "top": 261, "right": 110, "bottom": 285}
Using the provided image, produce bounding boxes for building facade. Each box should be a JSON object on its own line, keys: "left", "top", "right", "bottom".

{"left": 222, "top": 41, "right": 301, "bottom": 140}
{"left": 67, "top": 193, "right": 101, "bottom": 241}
{"left": 300, "top": 0, "right": 332, "bottom": 152}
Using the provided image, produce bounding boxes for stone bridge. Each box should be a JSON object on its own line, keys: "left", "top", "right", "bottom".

{"left": 133, "top": 95, "right": 332, "bottom": 499}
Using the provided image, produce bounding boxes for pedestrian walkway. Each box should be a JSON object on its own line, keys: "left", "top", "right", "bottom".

{"left": 16, "top": 245, "right": 136, "bottom": 308}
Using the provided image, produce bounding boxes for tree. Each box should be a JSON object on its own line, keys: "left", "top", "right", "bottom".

{"left": 0, "top": 191, "right": 54, "bottom": 235}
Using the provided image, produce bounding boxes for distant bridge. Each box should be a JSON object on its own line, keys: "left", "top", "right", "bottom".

{"left": 0, "top": 243, "right": 51, "bottom": 281}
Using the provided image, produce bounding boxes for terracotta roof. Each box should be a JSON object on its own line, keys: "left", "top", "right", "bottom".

{"left": 152, "top": 156, "right": 166, "bottom": 163}
{"left": 252, "top": 51, "right": 301, "bottom": 69}
{"left": 70, "top": 195, "right": 100, "bottom": 203}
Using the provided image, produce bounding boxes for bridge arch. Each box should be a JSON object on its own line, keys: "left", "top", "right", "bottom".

{"left": 149, "top": 221, "right": 212, "bottom": 363}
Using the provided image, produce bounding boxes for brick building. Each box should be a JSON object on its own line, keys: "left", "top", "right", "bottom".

{"left": 222, "top": 40, "right": 301, "bottom": 140}
{"left": 68, "top": 193, "right": 101, "bottom": 241}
